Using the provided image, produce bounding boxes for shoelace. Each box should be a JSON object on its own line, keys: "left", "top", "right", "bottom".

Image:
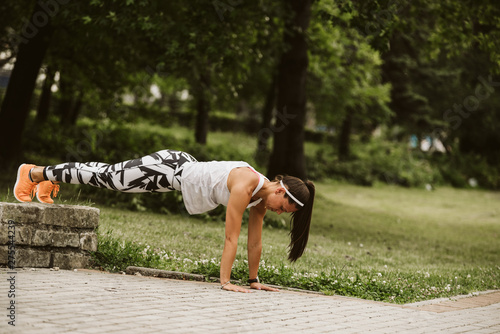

{"left": 30, "top": 184, "right": 38, "bottom": 199}
{"left": 50, "top": 184, "right": 60, "bottom": 198}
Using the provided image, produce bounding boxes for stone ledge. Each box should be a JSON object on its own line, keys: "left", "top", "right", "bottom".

{"left": 126, "top": 266, "right": 207, "bottom": 281}
{"left": 0, "top": 202, "right": 99, "bottom": 228}
{"left": 0, "top": 202, "right": 99, "bottom": 269}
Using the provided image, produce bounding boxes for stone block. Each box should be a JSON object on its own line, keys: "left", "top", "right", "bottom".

{"left": 52, "top": 231, "right": 80, "bottom": 248}
{"left": 0, "top": 223, "right": 9, "bottom": 245}
{"left": 16, "top": 226, "right": 33, "bottom": 245}
{"left": 53, "top": 252, "right": 89, "bottom": 269}
{"left": 15, "top": 248, "right": 51, "bottom": 267}
{"left": 43, "top": 205, "right": 99, "bottom": 229}
{"left": 32, "top": 230, "right": 53, "bottom": 246}
{"left": 80, "top": 232, "right": 98, "bottom": 252}
{"left": 0, "top": 203, "right": 44, "bottom": 224}
{"left": 0, "top": 202, "right": 99, "bottom": 269}
{"left": 0, "top": 245, "right": 7, "bottom": 265}
{"left": 0, "top": 224, "right": 32, "bottom": 245}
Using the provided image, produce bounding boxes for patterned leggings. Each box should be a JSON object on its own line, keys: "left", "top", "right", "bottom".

{"left": 43, "top": 150, "right": 197, "bottom": 193}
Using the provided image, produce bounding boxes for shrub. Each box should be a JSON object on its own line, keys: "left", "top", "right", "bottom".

{"left": 307, "top": 137, "right": 442, "bottom": 187}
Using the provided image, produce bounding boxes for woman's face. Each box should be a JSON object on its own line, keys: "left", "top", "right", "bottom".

{"left": 265, "top": 188, "right": 299, "bottom": 215}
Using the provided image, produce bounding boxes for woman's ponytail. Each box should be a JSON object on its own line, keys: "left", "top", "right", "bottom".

{"left": 284, "top": 178, "right": 315, "bottom": 262}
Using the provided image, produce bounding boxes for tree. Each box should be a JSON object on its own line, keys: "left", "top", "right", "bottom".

{"left": 0, "top": 1, "right": 54, "bottom": 166}
{"left": 308, "top": 1, "right": 392, "bottom": 160}
{"left": 267, "top": 0, "right": 313, "bottom": 180}
{"left": 35, "top": 66, "right": 55, "bottom": 124}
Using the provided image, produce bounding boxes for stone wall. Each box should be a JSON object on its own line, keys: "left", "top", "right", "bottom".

{"left": 0, "top": 202, "right": 99, "bottom": 269}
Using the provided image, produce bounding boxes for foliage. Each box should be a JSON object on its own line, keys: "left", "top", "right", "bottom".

{"left": 90, "top": 229, "right": 164, "bottom": 272}
{"left": 2, "top": 0, "right": 499, "bottom": 176}
{"left": 432, "top": 149, "right": 500, "bottom": 189}
{"left": 308, "top": 0, "right": 393, "bottom": 130}
{"left": 307, "top": 135, "right": 442, "bottom": 187}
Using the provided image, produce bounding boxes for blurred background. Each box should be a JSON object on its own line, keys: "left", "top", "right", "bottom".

{"left": 0, "top": 0, "right": 499, "bottom": 190}
{"left": 1, "top": 0, "right": 498, "bottom": 301}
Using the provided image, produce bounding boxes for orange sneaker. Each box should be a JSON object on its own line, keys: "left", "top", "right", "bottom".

{"left": 14, "top": 164, "right": 38, "bottom": 202}
{"left": 36, "top": 181, "right": 60, "bottom": 204}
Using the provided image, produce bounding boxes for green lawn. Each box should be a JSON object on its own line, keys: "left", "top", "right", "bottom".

{"left": 1, "top": 120, "right": 498, "bottom": 303}
{"left": 82, "top": 180, "right": 498, "bottom": 303}
{"left": 1, "top": 170, "right": 498, "bottom": 303}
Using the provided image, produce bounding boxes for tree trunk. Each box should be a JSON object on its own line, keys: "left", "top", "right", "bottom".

{"left": 338, "top": 109, "right": 353, "bottom": 161}
{"left": 194, "top": 70, "right": 210, "bottom": 145}
{"left": 0, "top": 2, "right": 54, "bottom": 165}
{"left": 267, "top": 0, "right": 312, "bottom": 180}
{"left": 257, "top": 74, "right": 277, "bottom": 152}
{"left": 36, "top": 67, "right": 55, "bottom": 124}
{"left": 69, "top": 91, "right": 84, "bottom": 126}
{"left": 59, "top": 71, "right": 76, "bottom": 126}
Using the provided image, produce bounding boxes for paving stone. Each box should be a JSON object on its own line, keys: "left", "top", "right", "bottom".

{"left": 2, "top": 268, "right": 499, "bottom": 333}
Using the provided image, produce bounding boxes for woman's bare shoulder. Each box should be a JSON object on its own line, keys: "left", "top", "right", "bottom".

{"left": 227, "top": 167, "right": 261, "bottom": 192}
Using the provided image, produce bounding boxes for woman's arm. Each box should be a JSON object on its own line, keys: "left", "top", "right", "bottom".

{"left": 247, "top": 205, "right": 280, "bottom": 292}
{"left": 220, "top": 171, "right": 258, "bottom": 293}
{"left": 247, "top": 205, "right": 264, "bottom": 281}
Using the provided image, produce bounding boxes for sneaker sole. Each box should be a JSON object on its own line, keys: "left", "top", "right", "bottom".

{"left": 14, "top": 163, "right": 30, "bottom": 203}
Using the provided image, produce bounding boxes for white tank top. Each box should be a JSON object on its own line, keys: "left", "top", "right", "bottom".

{"left": 180, "top": 161, "right": 268, "bottom": 215}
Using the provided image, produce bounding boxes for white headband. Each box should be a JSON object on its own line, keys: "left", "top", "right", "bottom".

{"left": 280, "top": 180, "right": 304, "bottom": 207}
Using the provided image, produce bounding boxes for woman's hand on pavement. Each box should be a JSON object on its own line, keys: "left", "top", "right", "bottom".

{"left": 250, "top": 282, "right": 280, "bottom": 292}
{"left": 221, "top": 283, "right": 253, "bottom": 293}
{"left": 221, "top": 282, "right": 280, "bottom": 293}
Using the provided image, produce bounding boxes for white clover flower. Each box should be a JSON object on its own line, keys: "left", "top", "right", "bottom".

{"left": 359, "top": 244, "right": 364, "bottom": 248}
{"left": 467, "top": 274, "right": 471, "bottom": 278}
{"left": 425, "top": 272, "right": 430, "bottom": 278}
{"left": 377, "top": 273, "right": 382, "bottom": 277}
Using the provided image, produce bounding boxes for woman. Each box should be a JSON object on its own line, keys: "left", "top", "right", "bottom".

{"left": 14, "top": 149, "right": 315, "bottom": 293}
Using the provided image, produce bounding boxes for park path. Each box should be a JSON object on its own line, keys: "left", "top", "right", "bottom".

{"left": 2, "top": 268, "right": 499, "bottom": 333}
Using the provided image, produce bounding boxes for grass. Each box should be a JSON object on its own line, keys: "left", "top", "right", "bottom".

{"left": 0, "top": 120, "right": 498, "bottom": 304}
{"left": 80, "top": 180, "right": 499, "bottom": 304}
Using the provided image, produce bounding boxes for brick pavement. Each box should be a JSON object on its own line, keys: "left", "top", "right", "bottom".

{"left": 1, "top": 268, "right": 499, "bottom": 334}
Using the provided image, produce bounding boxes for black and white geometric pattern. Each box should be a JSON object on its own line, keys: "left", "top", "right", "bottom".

{"left": 44, "top": 150, "right": 197, "bottom": 193}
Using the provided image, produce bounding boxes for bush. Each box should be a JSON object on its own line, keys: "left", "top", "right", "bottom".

{"left": 432, "top": 150, "right": 500, "bottom": 190}
{"left": 308, "top": 137, "right": 442, "bottom": 187}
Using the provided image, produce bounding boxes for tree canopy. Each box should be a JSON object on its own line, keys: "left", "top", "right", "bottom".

{"left": 0, "top": 0, "right": 498, "bottom": 187}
